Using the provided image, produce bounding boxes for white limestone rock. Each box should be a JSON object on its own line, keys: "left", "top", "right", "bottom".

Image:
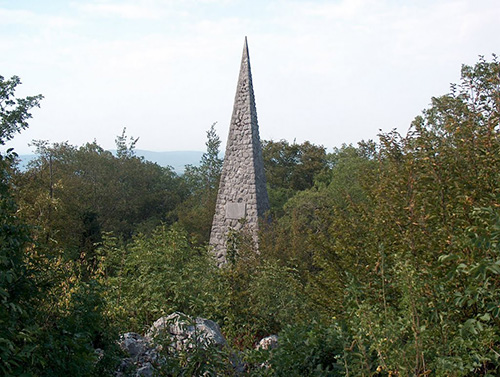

{"left": 256, "top": 335, "right": 278, "bottom": 350}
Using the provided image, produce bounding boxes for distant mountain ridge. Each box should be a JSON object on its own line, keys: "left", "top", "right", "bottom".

{"left": 17, "top": 150, "right": 204, "bottom": 174}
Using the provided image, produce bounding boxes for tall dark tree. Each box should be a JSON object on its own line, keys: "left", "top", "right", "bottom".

{"left": 0, "top": 75, "right": 42, "bottom": 376}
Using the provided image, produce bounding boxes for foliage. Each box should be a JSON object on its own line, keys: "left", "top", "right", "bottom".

{"left": 0, "top": 75, "right": 43, "bottom": 145}
{"left": 254, "top": 55, "right": 500, "bottom": 376}
{"left": 177, "top": 122, "right": 223, "bottom": 244}
{"left": 2, "top": 55, "right": 500, "bottom": 376}
{"left": 214, "top": 228, "right": 313, "bottom": 349}
{"left": 101, "top": 225, "right": 220, "bottom": 331}
{"left": 0, "top": 154, "right": 38, "bottom": 375}
{"left": 262, "top": 139, "right": 328, "bottom": 217}
{"left": 0, "top": 75, "right": 41, "bottom": 376}
{"left": 14, "top": 137, "right": 185, "bottom": 259}
{"left": 115, "top": 127, "right": 139, "bottom": 159}
{"left": 151, "top": 313, "right": 235, "bottom": 377}
{"left": 310, "top": 55, "right": 500, "bottom": 375}
{"left": 25, "top": 253, "right": 120, "bottom": 376}
{"left": 268, "top": 322, "right": 346, "bottom": 377}
{"left": 1, "top": 75, "right": 120, "bottom": 376}
{"left": 435, "top": 206, "right": 500, "bottom": 375}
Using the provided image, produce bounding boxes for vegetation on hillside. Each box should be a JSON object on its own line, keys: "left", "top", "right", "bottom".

{"left": 1, "top": 55, "right": 499, "bottom": 376}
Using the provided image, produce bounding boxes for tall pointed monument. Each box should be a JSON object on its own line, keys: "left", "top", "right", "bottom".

{"left": 210, "top": 37, "right": 269, "bottom": 265}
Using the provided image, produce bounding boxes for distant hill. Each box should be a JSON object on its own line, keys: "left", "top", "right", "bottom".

{"left": 16, "top": 150, "right": 204, "bottom": 174}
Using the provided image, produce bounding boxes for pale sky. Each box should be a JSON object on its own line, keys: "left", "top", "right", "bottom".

{"left": 1, "top": 0, "right": 499, "bottom": 154}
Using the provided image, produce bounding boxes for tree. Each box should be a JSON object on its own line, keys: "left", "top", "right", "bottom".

{"left": 262, "top": 139, "right": 328, "bottom": 217}
{"left": 199, "top": 122, "right": 223, "bottom": 192}
{"left": 177, "top": 123, "right": 223, "bottom": 244}
{"left": 0, "top": 75, "right": 42, "bottom": 375}
{"left": 258, "top": 56, "right": 500, "bottom": 375}
{"left": 318, "top": 55, "right": 500, "bottom": 375}
{"left": 0, "top": 75, "right": 43, "bottom": 146}
{"left": 115, "top": 127, "right": 139, "bottom": 159}
{"left": 15, "top": 137, "right": 185, "bottom": 260}
{"left": 260, "top": 143, "right": 376, "bottom": 315}
{"left": 100, "top": 225, "right": 219, "bottom": 331}
{"left": 1, "top": 76, "right": 121, "bottom": 376}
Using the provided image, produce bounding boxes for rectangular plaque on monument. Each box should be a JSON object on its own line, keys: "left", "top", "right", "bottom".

{"left": 226, "top": 202, "right": 246, "bottom": 219}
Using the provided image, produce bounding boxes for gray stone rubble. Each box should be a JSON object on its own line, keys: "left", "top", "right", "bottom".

{"left": 116, "top": 312, "right": 226, "bottom": 376}
{"left": 115, "top": 312, "right": 278, "bottom": 376}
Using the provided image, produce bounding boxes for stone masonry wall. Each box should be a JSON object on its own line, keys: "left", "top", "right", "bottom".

{"left": 210, "top": 37, "right": 269, "bottom": 266}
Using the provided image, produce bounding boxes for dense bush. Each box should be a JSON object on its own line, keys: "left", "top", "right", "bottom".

{"left": 100, "top": 225, "right": 220, "bottom": 331}
{"left": 263, "top": 323, "right": 346, "bottom": 377}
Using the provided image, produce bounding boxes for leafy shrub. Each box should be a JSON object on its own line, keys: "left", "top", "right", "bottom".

{"left": 245, "top": 322, "right": 347, "bottom": 377}
{"left": 101, "top": 225, "right": 221, "bottom": 331}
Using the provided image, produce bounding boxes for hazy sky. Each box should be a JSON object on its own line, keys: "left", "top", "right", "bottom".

{"left": 1, "top": 0, "right": 499, "bottom": 154}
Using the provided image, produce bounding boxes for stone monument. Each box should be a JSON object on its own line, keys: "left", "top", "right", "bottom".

{"left": 210, "top": 37, "right": 269, "bottom": 265}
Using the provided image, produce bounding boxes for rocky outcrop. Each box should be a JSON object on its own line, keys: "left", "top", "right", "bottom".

{"left": 115, "top": 312, "right": 280, "bottom": 376}
{"left": 116, "top": 312, "right": 226, "bottom": 377}
{"left": 147, "top": 312, "right": 226, "bottom": 349}
{"left": 116, "top": 333, "right": 156, "bottom": 377}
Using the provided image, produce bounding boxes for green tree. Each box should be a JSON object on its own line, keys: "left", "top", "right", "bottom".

{"left": 262, "top": 139, "right": 328, "bottom": 217}
{"left": 115, "top": 127, "right": 139, "bottom": 159}
{"left": 324, "top": 56, "right": 500, "bottom": 375}
{"left": 15, "top": 137, "right": 185, "bottom": 261}
{"left": 177, "top": 123, "right": 223, "bottom": 244}
{"left": 0, "top": 75, "right": 43, "bottom": 145}
{"left": 257, "top": 56, "right": 500, "bottom": 375}
{"left": 0, "top": 75, "right": 42, "bottom": 375}
{"left": 1, "top": 76, "right": 119, "bottom": 376}
{"left": 259, "top": 143, "right": 376, "bottom": 314}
